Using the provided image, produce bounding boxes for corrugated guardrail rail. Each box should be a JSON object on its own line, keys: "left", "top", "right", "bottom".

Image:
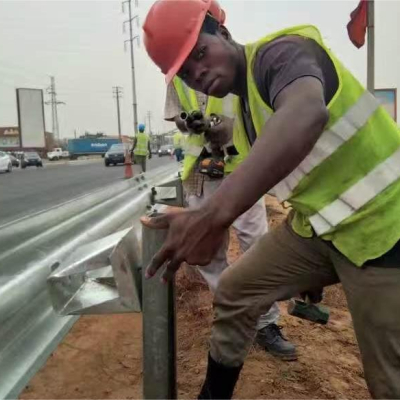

{"left": 0, "top": 164, "right": 180, "bottom": 399}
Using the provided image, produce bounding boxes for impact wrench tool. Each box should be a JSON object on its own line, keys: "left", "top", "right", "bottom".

{"left": 180, "top": 110, "right": 237, "bottom": 179}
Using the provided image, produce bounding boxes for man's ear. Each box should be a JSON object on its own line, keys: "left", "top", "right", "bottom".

{"left": 218, "top": 25, "right": 232, "bottom": 41}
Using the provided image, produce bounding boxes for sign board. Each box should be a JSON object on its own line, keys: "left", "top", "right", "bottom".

{"left": 16, "top": 88, "right": 46, "bottom": 148}
{"left": 374, "top": 88, "right": 397, "bottom": 122}
{"left": 0, "top": 136, "right": 19, "bottom": 148}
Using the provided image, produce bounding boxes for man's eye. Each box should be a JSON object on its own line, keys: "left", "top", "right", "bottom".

{"left": 179, "top": 70, "right": 189, "bottom": 80}
{"left": 197, "top": 46, "right": 206, "bottom": 60}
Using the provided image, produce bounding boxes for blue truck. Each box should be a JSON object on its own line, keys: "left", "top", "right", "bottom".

{"left": 67, "top": 138, "right": 121, "bottom": 159}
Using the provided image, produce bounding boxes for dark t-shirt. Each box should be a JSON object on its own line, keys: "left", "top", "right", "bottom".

{"left": 240, "top": 35, "right": 339, "bottom": 145}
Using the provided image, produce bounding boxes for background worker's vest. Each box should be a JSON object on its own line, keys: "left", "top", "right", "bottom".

{"left": 240, "top": 25, "right": 400, "bottom": 266}
{"left": 134, "top": 132, "right": 149, "bottom": 156}
{"left": 173, "top": 78, "right": 247, "bottom": 180}
{"left": 173, "top": 132, "right": 184, "bottom": 149}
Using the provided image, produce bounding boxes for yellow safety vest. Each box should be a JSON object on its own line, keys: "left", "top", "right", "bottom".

{"left": 134, "top": 132, "right": 149, "bottom": 156}
{"left": 173, "top": 78, "right": 247, "bottom": 180}
{"left": 240, "top": 25, "right": 400, "bottom": 266}
{"left": 173, "top": 132, "right": 184, "bottom": 149}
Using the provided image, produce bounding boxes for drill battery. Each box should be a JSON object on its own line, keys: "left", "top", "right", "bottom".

{"left": 198, "top": 157, "right": 225, "bottom": 179}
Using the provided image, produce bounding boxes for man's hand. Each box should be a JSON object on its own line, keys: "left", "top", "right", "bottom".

{"left": 204, "top": 115, "right": 234, "bottom": 151}
{"left": 141, "top": 207, "right": 227, "bottom": 282}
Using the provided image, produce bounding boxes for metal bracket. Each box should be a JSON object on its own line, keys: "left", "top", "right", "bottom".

{"left": 47, "top": 227, "right": 142, "bottom": 315}
{"left": 150, "top": 178, "right": 184, "bottom": 208}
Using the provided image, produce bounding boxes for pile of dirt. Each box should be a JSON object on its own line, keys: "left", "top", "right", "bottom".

{"left": 21, "top": 195, "right": 369, "bottom": 399}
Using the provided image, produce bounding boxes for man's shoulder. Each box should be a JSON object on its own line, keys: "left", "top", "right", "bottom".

{"left": 255, "top": 35, "right": 311, "bottom": 59}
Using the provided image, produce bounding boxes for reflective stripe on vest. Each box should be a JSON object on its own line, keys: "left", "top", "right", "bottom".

{"left": 185, "top": 143, "right": 203, "bottom": 157}
{"left": 243, "top": 24, "right": 400, "bottom": 266}
{"left": 273, "top": 90, "right": 379, "bottom": 201}
{"left": 134, "top": 133, "right": 149, "bottom": 156}
{"left": 309, "top": 147, "right": 400, "bottom": 235}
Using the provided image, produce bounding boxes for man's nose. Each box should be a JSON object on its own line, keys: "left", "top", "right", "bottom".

{"left": 194, "top": 65, "right": 208, "bottom": 85}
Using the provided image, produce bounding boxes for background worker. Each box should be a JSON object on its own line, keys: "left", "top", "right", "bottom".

{"left": 143, "top": 0, "right": 400, "bottom": 399}
{"left": 131, "top": 123, "right": 151, "bottom": 173}
{"left": 165, "top": 77, "right": 297, "bottom": 360}
{"left": 172, "top": 130, "right": 185, "bottom": 162}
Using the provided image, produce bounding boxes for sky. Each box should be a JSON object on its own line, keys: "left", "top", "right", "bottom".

{"left": 0, "top": 0, "right": 399, "bottom": 139}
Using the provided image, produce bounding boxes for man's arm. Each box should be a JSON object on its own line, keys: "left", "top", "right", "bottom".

{"left": 142, "top": 76, "right": 328, "bottom": 281}
{"left": 206, "top": 76, "right": 328, "bottom": 227}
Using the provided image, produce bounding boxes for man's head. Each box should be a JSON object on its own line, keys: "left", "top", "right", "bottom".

{"left": 177, "top": 15, "right": 238, "bottom": 98}
{"left": 143, "top": 0, "right": 240, "bottom": 98}
{"left": 138, "top": 123, "right": 146, "bottom": 133}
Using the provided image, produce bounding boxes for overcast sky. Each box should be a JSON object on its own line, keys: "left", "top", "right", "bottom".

{"left": 0, "top": 0, "right": 399, "bottom": 138}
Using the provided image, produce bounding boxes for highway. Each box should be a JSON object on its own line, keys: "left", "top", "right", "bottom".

{"left": 0, "top": 156, "right": 175, "bottom": 226}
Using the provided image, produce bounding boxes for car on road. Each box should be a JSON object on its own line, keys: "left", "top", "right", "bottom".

{"left": 9, "top": 154, "right": 20, "bottom": 167}
{"left": 158, "top": 145, "right": 174, "bottom": 157}
{"left": 104, "top": 143, "right": 130, "bottom": 166}
{"left": 21, "top": 152, "right": 43, "bottom": 169}
{"left": 0, "top": 151, "right": 12, "bottom": 173}
{"left": 47, "top": 147, "right": 70, "bottom": 161}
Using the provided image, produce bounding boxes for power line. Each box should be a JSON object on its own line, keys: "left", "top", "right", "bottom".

{"left": 122, "top": 0, "right": 139, "bottom": 133}
{"left": 45, "top": 76, "right": 65, "bottom": 141}
{"left": 147, "top": 111, "right": 152, "bottom": 135}
{"left": 113, "top": 86, "right": 123, "bottom": 140}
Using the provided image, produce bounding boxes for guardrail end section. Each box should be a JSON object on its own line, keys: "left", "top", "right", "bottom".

{"left": 47, "top": 227, "right": 142, "bottom": 315}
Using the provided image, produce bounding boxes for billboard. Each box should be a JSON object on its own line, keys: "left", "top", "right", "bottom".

{"left": 16, "top": 88, "right": 46, "bottom": 148}
{"left": 374, "top": 88, "right": 397, "bottom": 122}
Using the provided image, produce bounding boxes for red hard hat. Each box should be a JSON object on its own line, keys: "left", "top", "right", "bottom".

{"left": 143, "top": 0, "right": 226, "bottom": 83}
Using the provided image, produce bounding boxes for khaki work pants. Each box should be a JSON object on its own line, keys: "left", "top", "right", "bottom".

{"left": 134, "top": 155, "right": 147, "bottom": 173}
{"left": 211, "top": 215, "right": 400, "bottom": 399}
{"left": 188, "top": 180, "right": 280, "bottom": 329}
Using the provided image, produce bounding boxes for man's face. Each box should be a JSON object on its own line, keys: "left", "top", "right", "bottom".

{"left": 177, "top": 32, "right": 237, "bottom": 98}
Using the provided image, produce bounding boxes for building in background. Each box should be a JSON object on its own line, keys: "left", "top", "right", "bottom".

{"left": 0, "top": 126, "right": 55, "bottom": 155}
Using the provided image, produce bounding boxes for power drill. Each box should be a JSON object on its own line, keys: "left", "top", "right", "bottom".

{"left": 180, "top": 110, "right": 226, "bottom": 179}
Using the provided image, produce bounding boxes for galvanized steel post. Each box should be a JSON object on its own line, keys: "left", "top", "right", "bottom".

{"left": 142, "top": 223, "right": 177, "bottom": 399}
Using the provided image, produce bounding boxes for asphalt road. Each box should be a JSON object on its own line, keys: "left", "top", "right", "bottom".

{"left": 0, "top": 156, "right": 175, "bottom": 226}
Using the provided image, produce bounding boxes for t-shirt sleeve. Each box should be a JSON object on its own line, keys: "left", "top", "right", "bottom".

{"left": 164, "top": 83, "right": 182, "bottom": 121}
{"left": 254, "top": 36, "right": 325, "bottom": 109}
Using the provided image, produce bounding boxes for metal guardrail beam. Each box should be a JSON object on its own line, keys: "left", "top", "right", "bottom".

{"left": 0, "top": 164, "right": 180, "bottom": 400}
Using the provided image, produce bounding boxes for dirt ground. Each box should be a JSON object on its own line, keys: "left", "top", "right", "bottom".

{"left": 21, "top": 196, "right": 370, "bottom": 399}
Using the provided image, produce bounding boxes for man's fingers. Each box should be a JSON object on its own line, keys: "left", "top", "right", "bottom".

{"left": 140, "top": 214, "right": 170, "bottom": 229}
{"left": 161, "top": 258, "right": 183, "bottom": 283}
{"left": 145, "top": 247, "right": 170, "bottom": 279}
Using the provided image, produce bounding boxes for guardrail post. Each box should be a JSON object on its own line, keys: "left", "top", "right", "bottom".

{"left": 142, "top": 223, "right": 177, "bottom": 400}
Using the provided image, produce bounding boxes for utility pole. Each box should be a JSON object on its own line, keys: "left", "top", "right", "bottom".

{"left": 367, "top": 0, "right": 375, "bottom": 93}
{"left": 123, "top": 0, "right": 139, "bottom": 134}
{"left": 45, "top": 76, "right": 65, "bottom": 141}
{"left": 147, "top": 111, "right": 152, "bottom": 135}
{"left": 113, "top": 86, "right": 123, "bottom": 140}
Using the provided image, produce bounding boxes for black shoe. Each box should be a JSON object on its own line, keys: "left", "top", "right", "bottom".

{"left": 198, "top": 353, "right": 243, "bottom": 400}
{"left": 255, "top": 324, "right": 297, "bottom": 361}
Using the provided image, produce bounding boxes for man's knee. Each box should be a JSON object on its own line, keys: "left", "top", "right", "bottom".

{"left": 214, "top": 266, "right": 243, "bottom": 306}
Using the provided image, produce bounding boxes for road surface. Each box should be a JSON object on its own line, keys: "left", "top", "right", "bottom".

{"left": 0, "top": 156, "right": 175, "bottom": 226}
